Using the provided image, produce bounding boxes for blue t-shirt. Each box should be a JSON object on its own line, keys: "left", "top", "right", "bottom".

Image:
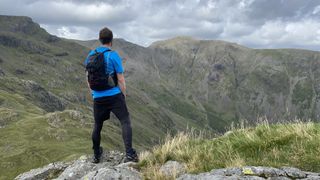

{"left": 84, "top": 46, "right": 124, "bottom": 99}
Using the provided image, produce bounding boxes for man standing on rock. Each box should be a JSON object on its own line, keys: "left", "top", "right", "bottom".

{"left": 84, "top": 27, "right": 138, "bottom": 163}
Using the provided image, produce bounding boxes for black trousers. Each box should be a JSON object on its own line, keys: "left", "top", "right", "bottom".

{"left": 92, "top": 93, "right": 133, "bottom": 154}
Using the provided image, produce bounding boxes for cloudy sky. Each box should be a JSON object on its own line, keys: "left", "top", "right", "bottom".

{"left": 1, "top": 0, "right": 320, "bottom": 50}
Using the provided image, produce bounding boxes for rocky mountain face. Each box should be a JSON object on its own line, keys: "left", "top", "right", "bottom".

{"left": 149, "top": 38, "right": 320, "bottom": 124}
{"left": 78, "top": 36, "right": 320, "bottom": 127}
{"left": 1, "top": 15, "right": 320, "bottom": 179}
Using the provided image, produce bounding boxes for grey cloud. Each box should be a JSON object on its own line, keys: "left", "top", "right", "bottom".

{"left": 246, "top": 0, "right": 320, "bottom": 23}
{"left": 0, "top": 0, "right": 136, "bottom": 26}
{"left": 0, "top": 0, "right": 319, "bottom": 50}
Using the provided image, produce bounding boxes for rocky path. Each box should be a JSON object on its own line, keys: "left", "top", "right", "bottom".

{"left": 15, "top": 151, "right": 320, "bottom": 180}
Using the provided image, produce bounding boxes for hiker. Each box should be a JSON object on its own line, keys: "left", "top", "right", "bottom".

{"left": 84, "top": 27, "right": 138, "bottom": 163}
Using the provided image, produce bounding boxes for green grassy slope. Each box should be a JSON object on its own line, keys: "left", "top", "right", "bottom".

{"left": 140, "top": 122, "right": 320, "bottom": 179}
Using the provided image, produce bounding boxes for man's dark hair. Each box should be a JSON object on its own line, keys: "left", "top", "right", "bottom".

{"left": 99, "top": 27, "right": 113, "bottom": 45}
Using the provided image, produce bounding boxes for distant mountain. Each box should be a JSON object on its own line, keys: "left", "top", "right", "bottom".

{"left": 147, "top": 37, "right": 320, "bottom": 123}
{"left": 77, "top": 36, "right": 320, "bottom": 124}
{"left": 1, "top": 15, "right": 320, "bottom": 179}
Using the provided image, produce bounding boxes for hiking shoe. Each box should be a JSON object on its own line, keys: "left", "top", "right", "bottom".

{"left": 124, "top": 149, "right": 139, "bottom": 163}
{"left": 92, "top": 146, "right": 103, "bottom": 163}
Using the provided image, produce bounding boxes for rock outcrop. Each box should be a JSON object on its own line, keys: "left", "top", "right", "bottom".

{"left": 15, "top": 151, "right": 141, "bottom": 180}
{"left": 16, "top": 156, "right": 320, "bottom": 180}
{"left": 15, "top": 162, "right": 68, "bottom": 180}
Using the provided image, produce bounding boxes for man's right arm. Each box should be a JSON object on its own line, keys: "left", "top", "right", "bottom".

{"left": 86, "top": 71, "right": 90, "bottom": 89}
{"left": 84, "top": 51, "right": 92, "bottom": 90}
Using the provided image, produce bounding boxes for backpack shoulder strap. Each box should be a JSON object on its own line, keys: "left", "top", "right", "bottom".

{"left": 93, "top": 48, "right": 111, "bottom": 54}
{"left": 102, "top": 49, "right": 111, "bottom": 54}
{"left": 105, "top": 50, "right": 112, "bottom": 73}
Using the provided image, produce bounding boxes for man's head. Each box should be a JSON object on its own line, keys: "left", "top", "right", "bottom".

{"left": 99, "top": 27, "right": 113, "bottom": 45}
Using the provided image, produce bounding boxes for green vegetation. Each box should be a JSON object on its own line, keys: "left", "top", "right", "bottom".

{"left": 139, "top": 122, "right": 320, "bottom": 179}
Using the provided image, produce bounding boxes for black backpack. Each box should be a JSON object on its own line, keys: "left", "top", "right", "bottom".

{"left": 85, "top": 49, "right": 117, "bottom": 91}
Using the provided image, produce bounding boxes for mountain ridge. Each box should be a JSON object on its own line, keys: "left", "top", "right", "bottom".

{"left": 76, "top": 35, "right": 319, "bottom": 53}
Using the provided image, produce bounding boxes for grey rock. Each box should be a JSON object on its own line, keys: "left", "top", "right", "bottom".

{"left": 116, "top": 166, "right": 141, "bottom": 180}
{"left": 55, "top": 152, "right": 125, "bottom": 180}
{"left": 281, "top": 167, "right": 307, "bottom": 178}
{"left": 159, "top": 160, "right": 186, "bottom": 177}
{"left": 82, "top": 168, "right": 121, "bottom": 180}
{"left": 177, "top": 173, "right": 203, "bottom": 180}
{"left": 210, "top": 168, "right": 227, "bottom": 175}
{"left": 306, "top": 172, "right": 320, "bottom": 177}
{"left": 53, "top": 151, "right": 133, "bottom": 180}
{"left": 178, "top": 168, "right": 267, "bottom": 180}
{"left": 241, "top": 176, "right": 265, "bottom": 180}
{"left": 178, "top": 174, "right": 266, "bottom": 180}
{"left": 15, "top": 162, "right": 67, "bottom": 180}
{"left": 56, "top": 159, "right": 97, "bottom": 180}
{"left": 302, "top": 176, "right": 320, "bottom": 180}
{"left": 80, "top": 170, "right": 98, "bottom": 180}
{"left": 81, "top": 166, "right": 141, "bottom": 180}
{"left": 84, "top": 168, "right": 120, "bottom": 180}
{"left": 178, "top": 174, "right": 239, "bottom": 180}
{"left": 115, "top": 161, "right": 137, "bottom": 168}
{"left": 267, "top": 177, "right": 291, "bottom": 180}
{"left": 210, "top": 167, "right": 243, "bottom": 176}
{"left": 178, "top": 166, "right": 316, "bottom": 180}
{"left": 243, "top": 166, "right": 286, "bottom": 177}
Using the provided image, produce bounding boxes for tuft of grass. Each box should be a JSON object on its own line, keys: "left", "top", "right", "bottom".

{"left": 139, "top": 121, "right": 320, "bottom": 179}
